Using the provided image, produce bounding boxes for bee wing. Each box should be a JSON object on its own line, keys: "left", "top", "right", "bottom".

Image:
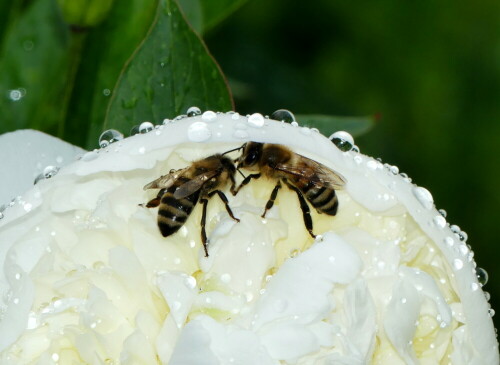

{"left": 143, "top": 167, "right": 189, "bottom": 190}
{"left": 173, "top": 169, "right": 221, "bottom": 199}
{"left": 275, "top": 156, "right": 346, "bottom": 189}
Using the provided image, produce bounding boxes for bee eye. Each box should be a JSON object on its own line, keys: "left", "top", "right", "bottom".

{"left": 245, "top": 150, "right": 259, "bottom": 165}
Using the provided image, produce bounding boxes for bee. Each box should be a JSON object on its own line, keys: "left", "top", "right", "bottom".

{"left": 233, "top": 142, "right": 346, "bottom": 238}
{"left": 143, "top": 148, "right": 242, "bottom": 257}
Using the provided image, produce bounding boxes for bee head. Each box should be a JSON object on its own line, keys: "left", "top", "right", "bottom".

{"left": 238, "top": 142, "right": 263, "bottom": 169}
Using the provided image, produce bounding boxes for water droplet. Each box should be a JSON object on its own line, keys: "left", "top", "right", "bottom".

{"left": 329, "top": 131, "right": 354, "bottom": 152}
{"left": 413, "top": 186, "right": 434, "bottom": 210}
{"left": 102, "top": 89, "right": 111, "bottom": 96}
{"left": 233, "top": 130, "right": 249, "bottom": 139}
{"left": 162, "top": 118, "right": 171, "bottom": 125}
{"left": 220, "top": 273, "right": 231, "bottom": 283}
{"left": 35, "top": 165, "right": 60, "bottom": 184}
{"left": 23, "top": 203, "right": 32, "bottom": 212}
{"left": 300, "top": 127, "right": 312, "bottom": 135}
{"left": 8, "top": 88, "right": 25, "bottom": 102}
{"left": 187, "top": 121, "right": 211, "bottom": 142}
{"left": 99, "top": 129, "right": 123, "bottom": 148}
{"left": 270, "top": 109, "right": 296, "bottom": 123}
{"left": 184, "top": 276, "right": 197, "bottom": 289}
{"left": 433, "top": 215, "right": 447, "bottom": 228}
{"left": 248, "top": 113, "right": 265, "bottom": 128}
{"left": 453, "top": 258, "right": 464, "bottom": 270}
{"left": 401, "top": 297, "right": 407, "bottom": 304}
{"left": 351, "top": 145, "right": 360, "bottom": 153}
{"left": 201, "top": 110, "right": 217, "bottom": 122}
{"left": 186, "top": 106, "right": 201, "bottom": 117}
{"left": 23, "top": 40, "right": 34, "bottom": 51}
{"left": 471, "top": 282, "right": 479, "bottom": 291}
{"left": 139, "top": 121, "right": 154, "bottom": 134}
{"left": 130, "top": 125, "right": 140, "bottom": 135}
{"left": 458, "top": 230, "right": 468, "bottom": 242}
{"left": 438, "top": 209, "right": 447, "bottom": 218}
{"left": 389, "top": 165, "right": 399, "bottom": 175}
{"left": 291, "top": 121, "right": 299, "bottom": 127}
{"left": 174, "top": 114, "right": 187, "bottom": 121}
{"left": 81, "top": 150, "right": 99, "bottom": 162}
{"left": 231, "top": 112, "right": 240, "bottom": 120}
{"left": 488, "top": 308, "right": 495, "bottom": 317}
{"left": 485, "top": 291, "right": 491, "bottom": 301}
{"left": 476, "top": 267, "right": 489, "bottom": 286}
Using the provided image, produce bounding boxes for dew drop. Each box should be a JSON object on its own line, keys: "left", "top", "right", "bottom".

{"left": 476, "top": 267, "right": 489, "bottom": 286}
{"left": 438, "top": 209, "right": 447, "bottom": 218}
{"left": 270, "top": 109, "right": 296, "bottom": 123}
{"left": 23, "top": 40, "right": 34, "bottom": 51}
{"left": 187, "top": 121, "right": 211, "bottom": 142}
{"left": 413, "top": 186, "right": 434, "bottom": 210}
{"left": 248, "top": 113, "right": 265, "bottom": 128}
{"left": 233, "top": 130, "right": 249, "bottom": 139}
{"left": 485, "top": 291, "right": 491, "bottom": 301}
{"left": 139, "top": 121, "right": 154, "bottom": 134}
{"left": 201, "top": 110, "right": 217, "bottom": 122}
{"left": 99, "top": 129, "right": 123, "bottom": 148}
{"left": 81, "top": 150, "right": 99, "bottom": 162}
{"left": 186, "top": 106, "right": 201, "bottom": 117}
{"left": 329, "top": 131, "right": 354, "bottom": 152}
{"left": 433, "top": 215, "right": 447, "bottom": 228}
{"left": 471, "top": 282, "right": 479, "bottom": 291}
{"left": 291, "top": 121, "right": 299, "bottom": 127}
{"left": 162, "top": 118, "right": 171, "bottom": 125}
{"left": 130, "top": 125, "right": 140, "bottom": 136}
{"left": 102, "top": 88, "right": 111, "bottom": 96}
{"left": 231, "top": 112, "right": 240, "bottom": 120}
{"left": 488, "top": 308, "right": 496, "bottom": 317}
{"left": 184, "top": 276, "right": 197, "bottom": 289}
{"left": 220, "top": 273, "right": 231, "bottom": 283}
{"left": 8, "top": 89, "right": 24, "bottom": 102}
{"left": 453, "top": 258, "right": 464, "bottom": 270}
{"left": 300, "top": 127, "right": 312, "bottom": 135}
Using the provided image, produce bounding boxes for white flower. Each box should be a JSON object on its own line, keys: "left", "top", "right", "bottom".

{"left": 0, "top": 112, "right": 498, "bottom": 364}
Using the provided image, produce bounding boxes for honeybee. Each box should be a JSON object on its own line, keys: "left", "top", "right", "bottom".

{"left": 233, "top": 142, "right": 346, "bottom": 237}
{"left": 143, "top": 148, "right": 241, "bottom": 257}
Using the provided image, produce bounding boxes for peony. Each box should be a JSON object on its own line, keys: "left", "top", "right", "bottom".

{"left": 0, "top": 111, "right": 498, "bottom": 364}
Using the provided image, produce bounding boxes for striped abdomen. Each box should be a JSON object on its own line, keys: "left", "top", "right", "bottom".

{"left": 157, "top": 178, "right": 200, "bottom": 237}
{"left": 297, "top": 179, "right": 339, "bottom": 216}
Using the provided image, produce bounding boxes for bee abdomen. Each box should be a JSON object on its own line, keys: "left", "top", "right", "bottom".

{"left": 157, "top": 192, "right": 198, "bottom": 237}
{"left": 306, "top": 187, "right": 339, "bottom": 216}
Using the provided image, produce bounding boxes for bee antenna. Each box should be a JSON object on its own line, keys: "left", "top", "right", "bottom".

{"left": 237, "top": 168, "right": 246, "bottom": 179}
{"left": 222, "top": 144, "right": 246, "bottom": 156}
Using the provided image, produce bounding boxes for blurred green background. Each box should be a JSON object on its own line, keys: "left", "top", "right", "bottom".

{"left": 1, "top": 0, "right": 499, "bottom": 330}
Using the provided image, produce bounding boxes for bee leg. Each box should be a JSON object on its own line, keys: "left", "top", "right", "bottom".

{"left": 200, "top": 198, "right": 210, "bottom": 257}
{"left": 209, "top": 190, "right": 240, "bottom": 222}
{"left": 262, "top": 181, "right": 282, "bottom": 218}
{"left": 141, "top": 189, "right": 165, "bottom": 208}
{"left": 284, "top": 181, "right": 316, "bottom": 238}
{"left": 231, "top": 173, "right": 261, "bottom": 195}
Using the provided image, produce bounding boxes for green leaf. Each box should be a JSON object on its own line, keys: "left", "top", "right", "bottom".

{"left": 178, "top": 0, "right": 248, "bottom": 34}
{"left": 103, "top": 0, "right": 233, "bottom": 136}
{"left": 0, "top": 0, "right": 70, "bottom": 135}
{"left": 68, "top": 0, "right": 158, "bottom": 148}
{"left": 295, "top": 114, "right": 376, "bottom": 137}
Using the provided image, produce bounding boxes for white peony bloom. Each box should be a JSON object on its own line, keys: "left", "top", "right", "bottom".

{"left": 0, "top": 112, "right": 498, "bottom": 364}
